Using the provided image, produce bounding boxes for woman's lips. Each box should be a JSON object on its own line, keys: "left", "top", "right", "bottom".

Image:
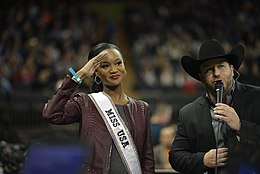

{"left": 110, "top": 74, "right": 120, "bottom": 79}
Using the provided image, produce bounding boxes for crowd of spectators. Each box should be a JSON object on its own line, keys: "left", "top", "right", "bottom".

{"left": 1, "top": 0, "right": 260, "bottom": 134}
{"left": 1, "top": 0, "right": 260, "bottom": 100}
{"left": 0, "top": 0, "right": 120, "bottom": 103}
{"left": 126, "top": 0, "right": 260, "bottom": 92}
{"left": 0, "top": 0, "right": 259, "bottom": 126}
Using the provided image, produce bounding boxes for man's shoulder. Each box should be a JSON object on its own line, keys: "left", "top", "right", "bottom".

{"left": 181, "top": 95, "right": 206, "bottom": 110}
{"left": 236, "top": 82, "right": 260, "bottom": 98}
{"left": 237, "top": 81, "right": 260, "bottom": 91}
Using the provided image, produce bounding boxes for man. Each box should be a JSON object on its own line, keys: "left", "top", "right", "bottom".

{"left": 169, "top": 39, "right": 260, "bottom": 174}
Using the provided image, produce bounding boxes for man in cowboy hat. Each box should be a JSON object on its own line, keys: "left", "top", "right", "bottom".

{"left": 169, "top": 39, "right": 260, "bottom": 174}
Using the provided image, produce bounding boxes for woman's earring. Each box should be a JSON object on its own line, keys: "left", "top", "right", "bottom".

{"left": 94, "top": 75, "right": 101, "bottom": 84}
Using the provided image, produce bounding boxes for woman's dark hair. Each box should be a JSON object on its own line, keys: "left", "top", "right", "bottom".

{"left": 88, "top": 43, "right": 120, "bottom": 61}
{"left": 88, "top": 43, "right": 121, "bottom": 92}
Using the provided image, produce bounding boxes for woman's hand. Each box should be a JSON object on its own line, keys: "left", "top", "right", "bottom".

{"left": 77, "top": 52, "right": 107, "bottom": 79}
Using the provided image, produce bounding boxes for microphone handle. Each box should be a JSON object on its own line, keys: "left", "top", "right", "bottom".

{"left": 215, "top": 82, "right": 223, "bottom": 174}
{"left": 216, "top": 90, "right": 223, "bottom": 103}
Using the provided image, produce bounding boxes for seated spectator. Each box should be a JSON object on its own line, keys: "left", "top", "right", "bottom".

{"left": 150, "top": 103, "right": 173, "bottom": 146}
{"left": 153, "top": 125, "right": 176, "bottom": 170}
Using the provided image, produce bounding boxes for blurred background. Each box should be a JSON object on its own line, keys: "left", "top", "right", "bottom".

{"left": 0, "top": 0, "right": 260, "bottom": 173}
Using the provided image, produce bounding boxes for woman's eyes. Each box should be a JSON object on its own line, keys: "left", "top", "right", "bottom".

{"left": 100, "top": 64, "right": 109, "bottom": 68}
{"left": 100, "top": 61, "right": 122, "bottom": 68}
{"left": 116, "top": 61, "right": 122, "bottom": 65}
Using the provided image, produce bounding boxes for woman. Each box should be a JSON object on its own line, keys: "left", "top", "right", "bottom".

{"left": 42, "top": 43, "right": 155, "bottom": 174}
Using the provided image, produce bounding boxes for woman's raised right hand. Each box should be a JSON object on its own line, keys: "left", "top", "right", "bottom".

{"left": 76, "top": 52, "right": 107, "bottom": 79}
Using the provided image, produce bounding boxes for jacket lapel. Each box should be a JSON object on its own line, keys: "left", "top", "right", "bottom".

{"left": 233, "top": 82, "right": 247, "bottom": 120}
{"left": 196, "top": 96, "right": 216, "bottom": 149}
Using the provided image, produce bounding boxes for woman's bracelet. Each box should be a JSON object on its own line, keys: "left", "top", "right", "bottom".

{"left": 68, "top": 67, "right": 82, "bottom": 84}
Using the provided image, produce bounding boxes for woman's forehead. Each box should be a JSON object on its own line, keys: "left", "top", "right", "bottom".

{"left": 100, "top": 48, "right": 121, "bottom": 57}
{"left": 97, "top": 49, "right": 123, "bottom": 64}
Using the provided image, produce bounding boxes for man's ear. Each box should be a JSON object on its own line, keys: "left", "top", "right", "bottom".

{"left": 230, "top": 64, "right": 234, "bottom": 77}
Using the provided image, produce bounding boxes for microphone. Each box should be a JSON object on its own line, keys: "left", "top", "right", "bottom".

{"left": 215, "top": 80, "right": 224, "bottom": 103}
{"left": 214, "top": 80, "right": 224, "bottom": 174}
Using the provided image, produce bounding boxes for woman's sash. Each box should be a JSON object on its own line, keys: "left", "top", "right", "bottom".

{"left": 88, "top": 92, "right": 142, "bottom": 174}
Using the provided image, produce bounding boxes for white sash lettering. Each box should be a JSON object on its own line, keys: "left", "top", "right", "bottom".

{"left": 89, "top": 92, "right": 141, "bottom": 174}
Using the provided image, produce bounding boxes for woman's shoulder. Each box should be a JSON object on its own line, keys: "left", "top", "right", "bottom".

{"left": 128, "top": 96, "right": 149, "bottom": 107}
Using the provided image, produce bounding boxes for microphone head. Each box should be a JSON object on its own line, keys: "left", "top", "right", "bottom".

{"left": 215, "top": 80, "right": 224, "bottom": 91}
{"left": 215, "top": 80, "right": 224, "bottom": 103}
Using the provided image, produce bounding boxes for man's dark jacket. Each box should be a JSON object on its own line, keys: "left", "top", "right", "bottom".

{"left": 169, "top": 82, "right": 260, "bottom": 174}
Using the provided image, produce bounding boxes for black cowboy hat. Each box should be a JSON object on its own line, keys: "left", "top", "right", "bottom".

{"left": 181, "top": 39, "right": 245, "bottom": 81}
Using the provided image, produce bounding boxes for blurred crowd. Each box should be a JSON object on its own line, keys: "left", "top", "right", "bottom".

{"left": 126, "top": 0, "right": 260, "bottom": 91}
{"left": 0, "top": 141, "right": 26, "bottom": 174}
{"left": 0, "top": 0, "right": 119, "bottom": 102}
{"left": 1, "top": 0, "right": 260, "bottom": 100}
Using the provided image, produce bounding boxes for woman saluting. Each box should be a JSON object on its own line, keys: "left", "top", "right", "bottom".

{"left": 42, "top": 43, "right": 155, "bottom": 174}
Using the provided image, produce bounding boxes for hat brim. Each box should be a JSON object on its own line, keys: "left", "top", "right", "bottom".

{"left": 181, "top": 45, "right": 245, "bottom": 81}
